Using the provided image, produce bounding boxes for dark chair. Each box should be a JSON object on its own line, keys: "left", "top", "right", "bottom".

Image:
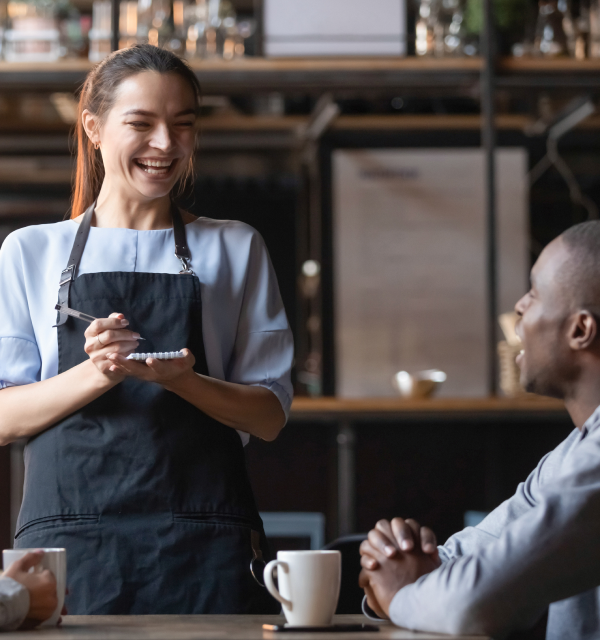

{"left": 323, "top": 534, "right": 368, "bottom": 614}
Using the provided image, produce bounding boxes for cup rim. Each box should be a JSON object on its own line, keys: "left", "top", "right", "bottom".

{"left": 3, "top": 548, "right": 66, "bottom": 553}
{"left": 276, "top": 550, "right": 340, "bottom": 556}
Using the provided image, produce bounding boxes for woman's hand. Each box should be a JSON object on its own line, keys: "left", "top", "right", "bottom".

{"left": 105, "top": 349, "right": 285, "bottom": 440}
{"left": 84, "top": 313, "right": 140, "bottom": 381}
{"left": 106, "top": 348, "right": 196, "bottom": 387}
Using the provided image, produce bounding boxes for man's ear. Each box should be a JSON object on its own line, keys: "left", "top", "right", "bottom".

{"left": 567, "top": 310, "right": 598, "bottom": 351}
{"left": 81, "top": 109, "right": 100, "bottom": 148}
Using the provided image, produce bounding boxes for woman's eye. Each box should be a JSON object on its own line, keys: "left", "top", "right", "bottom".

{"left": 176, "top": 121, "right": 195, "bottom": 127}
{"left": 128, "top": 122, "right": 150, "bottom": 128}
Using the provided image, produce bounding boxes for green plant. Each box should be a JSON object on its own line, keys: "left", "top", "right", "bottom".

{"left": 465, "top": 0, "right": 530, "bottom": 34}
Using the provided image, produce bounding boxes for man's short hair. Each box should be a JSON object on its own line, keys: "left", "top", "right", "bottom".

{"left": 561, "top": 220, "right": 600, "bottom": 310}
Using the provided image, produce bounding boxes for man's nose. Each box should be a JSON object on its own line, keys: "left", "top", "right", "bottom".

{"left": 514, "top": 294, "right": 526, "bottom": 317}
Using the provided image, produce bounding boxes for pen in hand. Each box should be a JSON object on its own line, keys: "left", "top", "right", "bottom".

{"left": 55, "top": 304, "right": 146, "bottom": 340}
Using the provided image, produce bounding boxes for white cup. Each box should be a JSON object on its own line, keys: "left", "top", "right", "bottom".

{"left": 263, "top": 550, "right": 341, "bottom": 627}
{"left": 3, "top": 548, "right": 66, "bottom": 627}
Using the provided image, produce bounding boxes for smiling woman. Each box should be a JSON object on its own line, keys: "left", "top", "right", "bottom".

{"left": 0, "top": 45, "right": 293, "bottom": 618}
{"left": 72, "top": 46, "right": 201, "bottom": 222}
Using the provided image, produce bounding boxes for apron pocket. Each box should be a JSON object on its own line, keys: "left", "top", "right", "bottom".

{"left": 170, "top": 512, "right": 273, "bottom": 613}
{"left": 15, "top": 514, "right": 99, "bottom": 540}
{"left": 172, "top": 512, "right": 255, "bottom": 529}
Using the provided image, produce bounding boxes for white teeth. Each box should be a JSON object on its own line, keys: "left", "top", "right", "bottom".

{"left": 136, "top": 159, "right": 174, "bottom": 175}
{"left": 520, "top": 350, "right": 524, "bottom": 355}
{"left": 137, "top": 159, "right": 173, "bottom": 167}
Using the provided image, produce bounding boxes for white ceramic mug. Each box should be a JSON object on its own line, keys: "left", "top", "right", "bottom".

{"left": 263, "top": 550, "right": 341, "bottom": 627}
{"left": 3, "top": 548, "right": 66, "bottom": 627}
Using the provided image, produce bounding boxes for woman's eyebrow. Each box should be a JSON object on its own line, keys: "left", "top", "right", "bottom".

{"left": 123, "top": 109, "right": 154, "bottom": 116}
{"left": 122, "top": 108, "right": 197, "bottom": 117}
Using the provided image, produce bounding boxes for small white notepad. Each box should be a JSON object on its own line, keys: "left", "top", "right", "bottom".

{"left": 127, "top": 351, "right": 185, "bottom": 361}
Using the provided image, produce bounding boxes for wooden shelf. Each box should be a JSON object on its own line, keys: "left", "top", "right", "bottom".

{"left": 496, "top": 57, "right": 600, "bottom": 88}
{"left": 499, "top": 57, "right": 600, "bottom": 71}
{"left": 0, "top": 56, "right": 483, "bottom": 93}
{"left": 289, "top": 395, "right": 568, "bottom": 421}
{"left": 332, "top": 114, "right": 533, "bottom": 130}
{"left": 2, "top": 56, "right": 600, "bottom": 92}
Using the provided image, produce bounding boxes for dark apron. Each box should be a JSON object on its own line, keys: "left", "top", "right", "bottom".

{"left": 15, "top": 202, "right": 277, "bottom": 615}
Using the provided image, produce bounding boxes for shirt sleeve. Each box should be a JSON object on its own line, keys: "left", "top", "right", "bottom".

{"left": 0, "top": 232, "right": 42, "bottom": 390}
{"left": 226, "top": 229, "right": 294, "bottom": 422}
{"left": 388, "top": 427, "right": 600, "bottom": 637}
{"left": 0, "top": 577, "right": 29, "bottom": 631}
{"left": 438, "top": 430, "right": 579, "bottom": 563}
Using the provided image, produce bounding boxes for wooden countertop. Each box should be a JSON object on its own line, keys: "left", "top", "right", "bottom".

{"left": 1, "top": 615, "right": 488, "bottom": 640}
{"left": 289, "top": 396, "right": 567, "bottom": 421}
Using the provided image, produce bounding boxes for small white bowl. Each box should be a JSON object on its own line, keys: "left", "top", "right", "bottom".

{"left": 392, "top": 369, "right": 447, "bottom": 398}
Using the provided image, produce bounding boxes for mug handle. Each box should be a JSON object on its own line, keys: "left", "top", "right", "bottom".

{"left": 263, "top": 560, "right": 292, "bottom": 608}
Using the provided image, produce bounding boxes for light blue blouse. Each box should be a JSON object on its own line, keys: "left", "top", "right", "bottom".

{"left": 0, "top": 217, "right": 294, "bottom": 445}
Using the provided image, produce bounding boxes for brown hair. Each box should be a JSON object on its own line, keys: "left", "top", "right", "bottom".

{"left": 71, "top": 44, "right": 202, "bottom": 218}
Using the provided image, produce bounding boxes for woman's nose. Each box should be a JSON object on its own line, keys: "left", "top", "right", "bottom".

{"left": 149, "top": 124, "right": 174, "bottom": 151}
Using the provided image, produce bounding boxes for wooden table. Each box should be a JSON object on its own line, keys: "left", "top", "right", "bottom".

{"left": 0, "top": 615, "right": 488, "bottom": 640}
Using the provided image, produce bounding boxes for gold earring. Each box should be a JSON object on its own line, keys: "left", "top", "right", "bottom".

{"left": 94, "top": 142, "right": 100, "bottom": 150}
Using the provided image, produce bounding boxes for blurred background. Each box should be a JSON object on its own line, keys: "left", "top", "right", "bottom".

{"left": 0, "top": 0, "right": 596, "bottom": 615}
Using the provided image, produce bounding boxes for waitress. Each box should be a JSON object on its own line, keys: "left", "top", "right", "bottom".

{"left": 0, "top": 44, "right": 293, "bottom": 615}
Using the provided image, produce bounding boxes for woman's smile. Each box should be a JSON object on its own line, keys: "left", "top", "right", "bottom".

{"left": 133, "top": 157, "right": 178, "bottom": 177}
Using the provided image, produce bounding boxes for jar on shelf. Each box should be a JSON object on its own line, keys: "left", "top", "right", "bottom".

{"left": 4, "top": 0, "right": 60, "bottom": 61}
{"left": 119, "top": 0, "right": 138, "bottom": 48}
{"left": 89, "top": 0, "right": 110, "bottom": 61}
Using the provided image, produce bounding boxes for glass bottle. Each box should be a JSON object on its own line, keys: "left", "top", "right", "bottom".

{"left": 183, "top": 0, "right": 207, "bottom": 58}
{"left": 534, "top": 0, "right": 569, "bottom": 56}
{"left": 590, "top": 0, "right": 600, "bottom": 56}
{"left": 572, "top": 0, "right": 590, "bottom": 58}
{"left": 415, "top": 0, "right": 438, "bottom": 56}
{"left": 434, "top": 0, "right": 466, "bottom": 56}
{"left": 89, "top": 0, "right": 111, "bottom": 61}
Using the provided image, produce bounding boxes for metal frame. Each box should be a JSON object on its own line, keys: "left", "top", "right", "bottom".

{"left": 111, "top": 0, "right": 120, "bottom": 52}
{"left": 482, "top": 0, "right": 498, "bottom": 395}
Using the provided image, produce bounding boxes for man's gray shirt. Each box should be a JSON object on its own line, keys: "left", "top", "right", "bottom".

{"left": 0, "top": 577, "right": 28, "bottom": 631}
{"left": 388, "top": 405, "right": 600, "bottom": 639}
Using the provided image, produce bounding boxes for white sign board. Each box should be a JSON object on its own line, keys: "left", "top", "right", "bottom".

{"left": 333, "top": 148, "right": 528, "bottom": 398}
{"left": 264, "top": 0, "right": 406, "bottom": 57}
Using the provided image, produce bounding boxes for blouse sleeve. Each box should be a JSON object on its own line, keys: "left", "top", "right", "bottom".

{"left": 0, "top": 232, "right": 42, "bottom": 389}
{"left": 226, "top": 229, "right": 294, "bottom": 423}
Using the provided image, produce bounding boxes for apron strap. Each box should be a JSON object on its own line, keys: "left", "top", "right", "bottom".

{"left": 171, "top": 201, "right": 194, "bottom": 275}
{"left": 55, "top": 200, "right": 193, "bottom": 326}
{"left": 55, "top": 202, "right": 95, "bottom": 327}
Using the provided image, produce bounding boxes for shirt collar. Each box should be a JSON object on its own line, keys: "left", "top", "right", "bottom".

{"left": 582, "top": 405, "right": 600, "bottom": 437}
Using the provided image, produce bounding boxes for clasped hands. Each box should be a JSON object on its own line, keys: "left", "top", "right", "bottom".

{"left": 84, "top": 313, "right": 195, "bottom": 386}
{"left": 359, "top": 518, "right": 442, "bottom": 620}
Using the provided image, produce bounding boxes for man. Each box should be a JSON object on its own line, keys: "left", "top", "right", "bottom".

{"left": 359, "top": 221, "right": 600, "bottom": 639}
{"left": 0, "top": 550, "right": 58, "bottom": 630}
